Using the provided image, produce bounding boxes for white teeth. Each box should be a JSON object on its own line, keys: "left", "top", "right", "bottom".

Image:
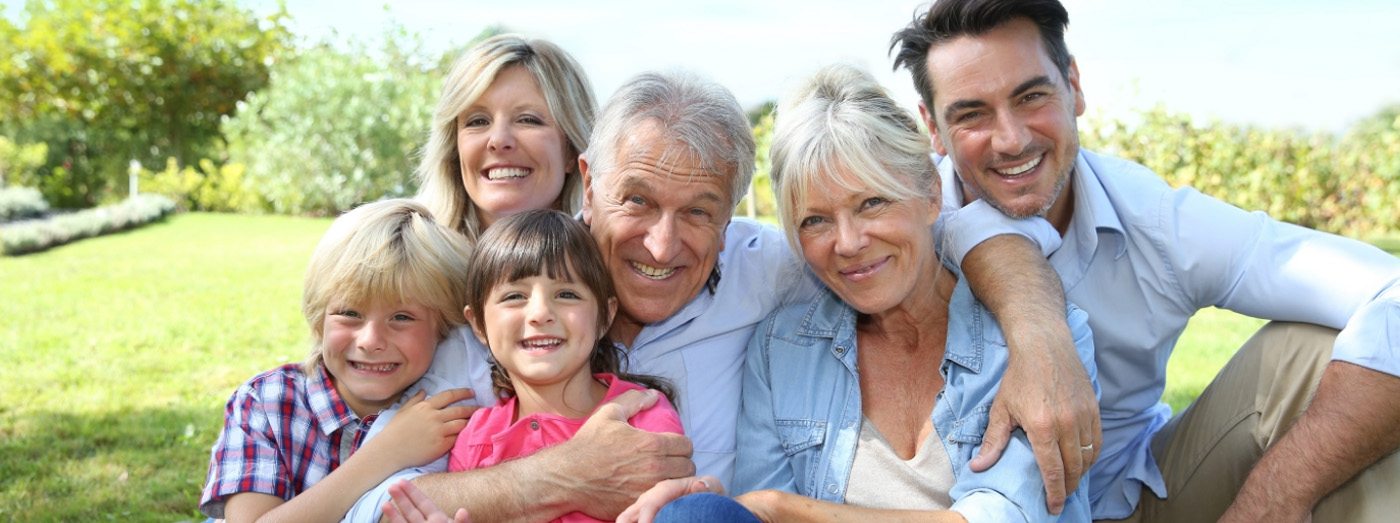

{"left": 486, "top": 167, "right": 530, "bottom": 180}
{"left": 522, "top": 339, "right": 561, "bottom": 348}
{"left": 630, "top": 261, "right": 676, "bottom": 280}
{"left": 352, "top": 362, "right": 397, "bottom": 372}
{"left": 996, "top": 155, "right": 1042, "bottom": 176}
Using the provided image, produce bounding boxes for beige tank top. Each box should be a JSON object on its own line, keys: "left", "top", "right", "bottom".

{"left": 843, "top": 417, "right": 956, "bottom": 510}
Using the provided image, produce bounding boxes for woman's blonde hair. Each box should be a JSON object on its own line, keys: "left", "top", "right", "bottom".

{"left": 301, "top": 198, "right": 473, "bottom": 373}
{"left": 415, "top": 34, "right": 596, "bottom": 243}
{"left": 769, "top": 64, "right": 939, "bottom": 253}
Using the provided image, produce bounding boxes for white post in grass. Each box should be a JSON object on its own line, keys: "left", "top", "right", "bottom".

{"left": 129, "top": 160, "right": 140, "bottom": 199}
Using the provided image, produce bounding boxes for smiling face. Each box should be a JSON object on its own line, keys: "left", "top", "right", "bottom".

{"left": 471, "top": 270, "right": 614, "bottom": 401}
{"left": 580, "top": 121, "right": 732, "bottom": 343}
{"left": 795, "top": 169, "right": 940, "bottom": 315}
{"left": 921, "top": 17, "right": 1084, "bottom": 229}
{"left": 320, "top": 300, "right": 440, "bottom": 418}
{"left": 456, "top": 65, "right": 572, "bottom": 228}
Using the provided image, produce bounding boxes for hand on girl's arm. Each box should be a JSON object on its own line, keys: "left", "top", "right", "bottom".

{"left": 617, "top": 476, "right": 724, "bottom": 523}
{"left": 383, "top": 480, "right": 470, "bottom": 523}
{"left": 225, "top": 388, "right": 476, "bottom": 523}
{"left": 410, "top": 388, "right": 695, "bottom": 522}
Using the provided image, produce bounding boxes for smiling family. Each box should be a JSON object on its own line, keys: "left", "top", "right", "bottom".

{"left": 198, "top": 1, "right": 1400, "bottom": 522}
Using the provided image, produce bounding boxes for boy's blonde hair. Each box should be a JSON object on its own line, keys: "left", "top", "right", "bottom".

{"left": 301, "top": 198, "right": 473, "bottom": 373}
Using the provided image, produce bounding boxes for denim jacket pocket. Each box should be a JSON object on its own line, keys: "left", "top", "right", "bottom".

{"left": 946, "top": 405, "right": 991, "bottom": 463}
{"left": 775, "top": 418, "right": 827, "bottom": 490}
{"left": 775, "top": 419, "right": 827, "bottom": 454}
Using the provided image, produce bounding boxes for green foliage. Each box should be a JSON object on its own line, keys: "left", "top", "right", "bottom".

{"left": 738, "top": 110, "right": 778, "bottom": 219}
{"left": 0, "top": 136, "right": 49, "bottom": 188}
{"left": 1084, "top": 106, "right": 1400, "bottom": 236}
{"left": 0, "top": 0, "right": 290, "bottom": 208}
{"left": 140, "top": 158, "right": 255, "bottom": 213}
{"left": 224, "top": 28, "right": 439, "bottom": 215}
{"left": 0, "top": 186, "right": 49, "bottom": 221}
{"left": 0, "top": 194, "right": 175, "bottom": 255}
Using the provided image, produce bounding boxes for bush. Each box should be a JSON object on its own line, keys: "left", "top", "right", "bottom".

{"left": 140, "top": 158, "right": 256, "bottom": 213}
{"left": 1084, "top": 106, "right": 1400, "bottom": 237}
{"left": 0, "top": 187, "right": 49, "bottom": 222}
{"left": 224, "top": 29, "right": 438, "bottom": 215}
{"left": 0, "top": 136, "right": 48, "bottom": 188}
{"left": 1, "top": 195, "right": 176, "bottom": 255}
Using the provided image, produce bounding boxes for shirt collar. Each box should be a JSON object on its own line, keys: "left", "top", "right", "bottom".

{"left": 308, "top": 364, "right": 361, "bottom": 436}
{"left": 1067, "top": 150, "right": 1127, "bottom": 260}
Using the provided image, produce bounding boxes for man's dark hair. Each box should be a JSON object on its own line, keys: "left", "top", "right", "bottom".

{"left": 891, "top": 0, "right": 1072, "bottom": 114}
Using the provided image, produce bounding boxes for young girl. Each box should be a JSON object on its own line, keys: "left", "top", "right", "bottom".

{"left": 200, "top": 199, "right": 476, "bottom": 522}
{"left": 447, "top": 209, "right": 682, "bottom": 522}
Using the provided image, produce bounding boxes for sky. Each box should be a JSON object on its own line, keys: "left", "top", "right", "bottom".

{"left": 8, "top": 0, "right": 1400, "bottom": 132}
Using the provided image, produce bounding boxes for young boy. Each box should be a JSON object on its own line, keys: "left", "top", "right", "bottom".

{"left": 200, "top": 199, "right": 476, "bottom": 522}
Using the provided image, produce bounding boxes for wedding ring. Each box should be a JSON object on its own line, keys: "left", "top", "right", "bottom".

{"left": 1080, "top": 443, "right": 1095, "bottom": 452}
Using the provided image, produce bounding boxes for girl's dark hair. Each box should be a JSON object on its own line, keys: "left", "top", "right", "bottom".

{"left": 463, "top": 209, "right": 676, "bottom": 405}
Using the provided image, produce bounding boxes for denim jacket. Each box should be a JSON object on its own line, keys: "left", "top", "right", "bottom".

{"left": 734, "top": 274, "right": 1098, "bottom": 523}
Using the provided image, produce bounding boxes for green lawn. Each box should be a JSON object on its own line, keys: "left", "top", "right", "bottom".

{"left": 0, "top": 213, "right": 1392, "bottom": 520}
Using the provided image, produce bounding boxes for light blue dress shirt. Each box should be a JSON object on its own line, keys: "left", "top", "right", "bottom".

{"left": 343, "top": 218, "right": 806, "bottom": 521}
{"left": 939, "top": 149, "right": 1400, "bottom": 519}
{"left": 733, "top": 275, "right": 1099, "bottom": 522}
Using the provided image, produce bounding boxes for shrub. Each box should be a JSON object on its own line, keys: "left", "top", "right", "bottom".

{"left": 1084, "top": 106, "right": 1400, "bottom": 237}
{"left": 1, "top": 195, "right": 176, "bottom": 255}
{"left": 0, "top": 136, "right": 48, "bottom": 188}
{"left": 0, "top": 187, "right": 49, "bottom": 222}
{"left": 224, "top": 30, "right": 438, "bottom": 215}
{"left": 141, "top": 158, "right": 256, "bottom": 213}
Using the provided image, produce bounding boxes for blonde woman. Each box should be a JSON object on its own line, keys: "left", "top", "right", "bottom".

{"left": 416, "top": 34, "right": 596, "bottom": 242}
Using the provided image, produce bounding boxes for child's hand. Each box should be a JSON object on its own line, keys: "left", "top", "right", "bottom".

{"left": 383, "top": 479, "right": 470, "bottom": 523}
{"left": 617, "top": 476, "right": 724, "bottom": 523}
{"left": 373, "top": 388, "right": 477, "bottom": 469}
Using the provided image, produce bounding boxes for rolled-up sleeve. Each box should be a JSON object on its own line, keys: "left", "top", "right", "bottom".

{"left": 938, "top": 199, "right": 1063, "bottom": 268}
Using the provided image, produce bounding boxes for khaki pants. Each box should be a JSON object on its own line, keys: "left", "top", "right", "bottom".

{"left": 1100, "top": 322, "right": 1400, "bottom": 523}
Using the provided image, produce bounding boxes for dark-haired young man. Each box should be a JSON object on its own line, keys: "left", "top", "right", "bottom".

{"left": 893, "top": 1, "right": 1400, "bottom": 521}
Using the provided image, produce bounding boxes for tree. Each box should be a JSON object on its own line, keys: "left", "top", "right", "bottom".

{"left": 0, "top": 0, "right": 290, "bottom": 208}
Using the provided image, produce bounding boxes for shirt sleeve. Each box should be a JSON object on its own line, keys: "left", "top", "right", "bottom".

{"left": 937, "top": 199, "right": 1063, "bottom": 269}
{"left": 631, "top": 393, "right": 686, "bottom": 435}
{"left": 340, "top": 458, "right": 444, "bottom": 523}
{"left": 200, "top": 384, "right": 293, "bottom": 519}
{"left": 950, "top": 304, "right": 1098, "bottom": 523}
{"left": 1162, "top": 186, "right": 1400, "bottom": 376}
{"left": 731, "top": 315, "right": 802, "bottom": 495}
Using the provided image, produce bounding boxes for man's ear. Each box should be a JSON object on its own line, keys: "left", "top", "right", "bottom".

{"left": 464, "top": 306, "right": 487, "bottom": 345}
{"left": 579, "top": 154, "right": 594, "bottom": 226}
{"left": 1067, "top": 57, "right": 1086, "bottom": 117}
{"left": 919, "top": 102, "right": 948, "bottom": 156}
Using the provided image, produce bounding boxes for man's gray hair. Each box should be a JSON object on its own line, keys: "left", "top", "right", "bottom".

{"left": 584, "top": 71, "right": 755, "bottom": 209}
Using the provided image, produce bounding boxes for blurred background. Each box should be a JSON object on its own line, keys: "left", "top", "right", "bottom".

{"left": 0, "top": 1, "right": 1396, "bottom": 520}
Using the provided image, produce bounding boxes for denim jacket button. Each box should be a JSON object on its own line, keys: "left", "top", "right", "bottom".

{"left": 826, "top": 483, "right": 838, "bottom": 495}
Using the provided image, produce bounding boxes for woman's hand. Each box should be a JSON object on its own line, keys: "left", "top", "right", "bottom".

{"left": 734, "top": 489, "right": 786, "bottom": 523}
{"left": 617, "top": 475, "right": 724, "bottom": 523}
{"left": 370, "top": 388, "right": 476, "bottom": 470}
{"left": 383, "top": 479, "right": 471, "bottom": 523}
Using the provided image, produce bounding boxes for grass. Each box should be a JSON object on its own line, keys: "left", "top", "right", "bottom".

{"left": 0, "top": 213, "right": 1394, "bottom": 520}
{"left": 0, "top": 212, "right": 330, "bottom": 521}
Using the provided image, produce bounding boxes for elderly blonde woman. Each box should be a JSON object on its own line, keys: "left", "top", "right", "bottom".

{"left": 416, "top": 33, "right": 596, "bottom": 241}
{"left": 641, "top": 65, "right": 1099, "bottom": 523}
